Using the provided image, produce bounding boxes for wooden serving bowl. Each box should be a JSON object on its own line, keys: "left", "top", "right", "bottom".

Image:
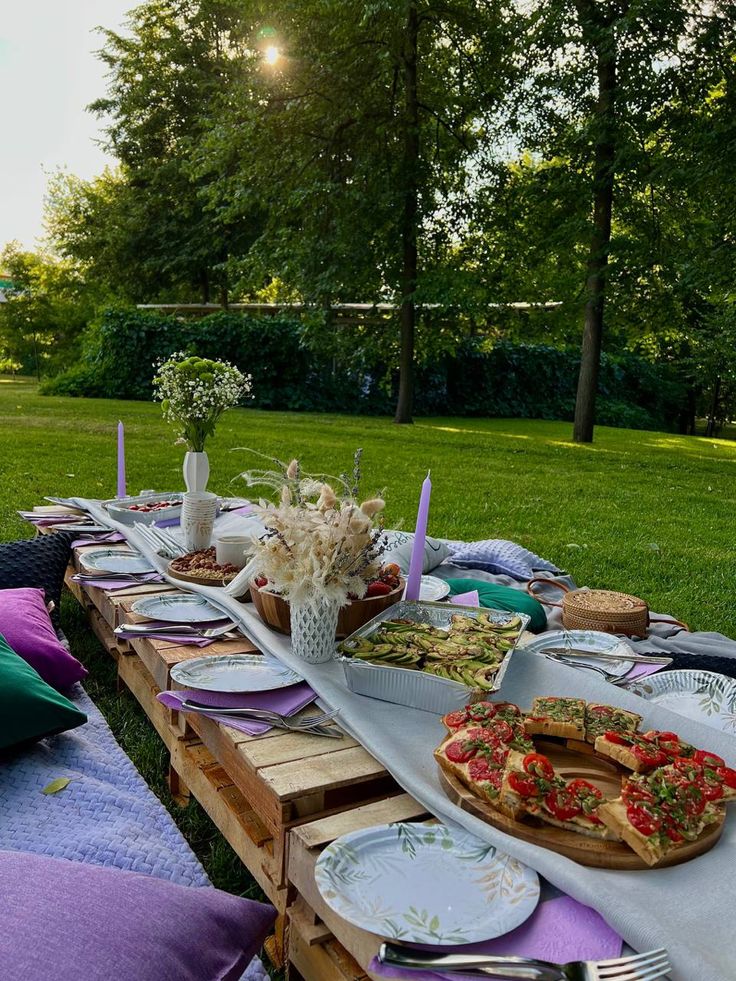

{"left": 249, "top": 578, "right": 405, "bottom": 639}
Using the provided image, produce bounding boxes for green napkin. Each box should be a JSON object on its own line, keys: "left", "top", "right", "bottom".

{"left": 446, "top": 578, "right": 547, "bottom": 633}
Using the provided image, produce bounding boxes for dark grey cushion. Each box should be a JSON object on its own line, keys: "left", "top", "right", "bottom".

{"left": 0, "top": 532, "right": 75, "bottom": 625}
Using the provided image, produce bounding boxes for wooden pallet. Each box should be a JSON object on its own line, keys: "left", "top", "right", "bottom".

{"left": 286, "top": 795, "right": 430, "bottom": 981}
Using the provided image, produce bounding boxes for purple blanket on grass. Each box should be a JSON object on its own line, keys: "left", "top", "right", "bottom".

{"left": 0, "top": 684, "right": 270, "bottom": 981}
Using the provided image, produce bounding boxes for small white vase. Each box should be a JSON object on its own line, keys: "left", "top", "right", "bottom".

{"left": 183, "top": 451, "right": 210, "bottom": 493}
{"left": 290, "top": 599, "right": 340, "bottom": 663}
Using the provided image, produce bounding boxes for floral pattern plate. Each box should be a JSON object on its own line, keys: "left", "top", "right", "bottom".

{"left": 170, "top": 653, "right": 303, "bottom": 692}
{"left": 634, "top": 669, "right": 736, "bottom": 734}
{"left": 314, "top": 822, "right": 539, "bottom": 945}
{"left": 521, "top": 629, "right": 635, "bottom": 679}
{"left": 130, "top": 593, "right": 229, "bottom": 623}
{"left": 80, "top": 548, "right": 156, "bottom": 574}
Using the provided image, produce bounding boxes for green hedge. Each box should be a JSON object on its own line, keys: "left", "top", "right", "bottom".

{"left": 41, "top": 309, "right": 686, "bottom": 430}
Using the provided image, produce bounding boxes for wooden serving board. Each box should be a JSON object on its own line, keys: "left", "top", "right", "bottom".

{"left": 439, "top": 739, "right": 724, "bottom": 870}
{"left": 167, "top": 563, "right": 235, "bottom": 588}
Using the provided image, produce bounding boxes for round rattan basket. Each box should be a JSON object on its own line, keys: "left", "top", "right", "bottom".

{"left": 527, "top": 579, "right": 688, "bottom": 638}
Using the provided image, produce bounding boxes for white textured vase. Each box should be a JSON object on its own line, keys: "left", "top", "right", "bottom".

{"left": 183, "top": 451, "right": 210, "bottom": 493}
{"left": 289, "top": 599, "right": 340, "bottom": 663}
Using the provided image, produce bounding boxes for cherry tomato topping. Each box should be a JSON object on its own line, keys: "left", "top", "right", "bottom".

{"left": 568, "top": 779, "right": 603, "bottom": 800}
{"left": 632, "top": 744, "right": 668, "bottom": 769}
{"left": 717, "top": 766, "right": 736, "bottom": 790}
{"left": 545, "top": 787, "right": 582, "bottom": 822}
{"left": 603, "top": 731, "right": 632, "bottom": 745}
{"left": 627, "top": 804, "right": 661, "bottom": 837}
{"left": 680, "top": 782, "right": 706, "bottom": 816}
{"left": 693, "top": 750, "right": 725, "bottom": 768}
{"left": 466, "top": 727, "right": 501, "bottom": 747}
{"left": 445, "top": 740, "right": 476, "bottom": 764}
{"left": 523, "top": 753, "right": 554, "bottom": 780}
{"left": 489, "top": 744, "right": 509, "bottom": 767}
{"left": 444, "top": 710, "right": 468, "bottom": 729}
{"left": 468, "top": 703, "right": 495, "bottom": 721}
{"left": 468, "top": 757, "right": 494, "bottom": 781}
{"left": 701, "top": 781, "right": 724, "bottom": 802}
{"left": 622, "top": 780, "right": 655, "bottom": 805}
{"left": 493, "top": 702, "right": 520, "bottom": 717}
{"left": 487, "top": 720, "right": 514, "bottom": 743}
{"left": 666, "top": 825, "right": 684, "bottom": 843}
{"left": 488, "top": 768, "right": 503, "bottom": 790}
{"left": 508, "top": 771, "right": 540, "bottom": 797}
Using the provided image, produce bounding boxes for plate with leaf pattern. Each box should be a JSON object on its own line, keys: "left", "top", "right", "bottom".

{"left": 80, "top": 548, "right": 156, "bottom": 574}
{"left": 635, "top": 669, "right": 736, "bottom": 734}
{"left": 314, "top": 821, "right": 539, "bottom": 944}
{"left": 130, "top": 593, "right": 229, "bottom": 623}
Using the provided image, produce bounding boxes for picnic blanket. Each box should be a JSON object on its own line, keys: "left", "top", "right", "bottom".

{"left": 0, "top": 684, "right": 269, "bottom": 981}
{"left": 71, "top": 498, "right": 736, "bottom": 981}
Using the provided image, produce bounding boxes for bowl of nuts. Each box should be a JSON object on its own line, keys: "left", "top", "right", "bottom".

{"left": 168, "top": 548, "right": 242, "bottom": 587}
{"left": 249, "top": 564, "right": 405, "bottom": 638}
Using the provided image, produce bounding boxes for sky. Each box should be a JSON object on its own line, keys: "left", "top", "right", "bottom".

{"left": 0, "top": 0, "right": 132, "bottom": 250}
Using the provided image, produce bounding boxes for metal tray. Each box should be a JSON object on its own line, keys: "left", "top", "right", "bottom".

{"left": 339, "top": 601, "right": 530, "bottom": 715}
{"left": 101, "top": 492, "right": 184, "bottom": 526}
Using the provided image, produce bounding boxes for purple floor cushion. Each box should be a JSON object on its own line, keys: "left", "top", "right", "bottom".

{"left": 0, "top": 587, "right": 86, "bottom": 690}
{"left": 0, "top": 850, "right": 276, "bottom": 981}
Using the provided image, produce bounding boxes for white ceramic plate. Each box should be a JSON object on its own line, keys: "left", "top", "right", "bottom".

{"left": 80, "top": 548, "right": 156, "bottom": 574}
{"left": 130, "top": 593, "right": 229, "bottom": 623}
{"left": 635, "top": 670, "right": 736, "bottom": 734}
{"left": 521, "top": 629, "right": 635, "bottom": 679}
{"left": 418, "top": 575, "right": 450, "bottom": 602}
{"left": 315, "top": 822, "right": 539, "bottom": 945}
{"left": 170, "top": 653, "right": 303, "bottom": 692}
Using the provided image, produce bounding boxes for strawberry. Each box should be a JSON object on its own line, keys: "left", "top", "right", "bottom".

{"left": 365, "top": 580, "right": 392, "bottom": 597}
{"left": 254, "top": 576, "right": 268, "bottom": 588}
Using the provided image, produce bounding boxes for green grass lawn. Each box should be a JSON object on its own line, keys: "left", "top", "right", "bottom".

{"left": 2, "top": 376, "right": 736, "bottom": 943}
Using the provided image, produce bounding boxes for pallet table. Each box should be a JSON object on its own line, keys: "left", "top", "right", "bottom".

{"left": 44, "top": 513, "right": 417, "bottom": 974}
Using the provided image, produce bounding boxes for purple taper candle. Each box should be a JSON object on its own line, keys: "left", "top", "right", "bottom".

{"left": 117, "top": 420, "right": 126, "bottom": 499}
{"left": 404, "top": 470, "right": 431, "bottom": 601}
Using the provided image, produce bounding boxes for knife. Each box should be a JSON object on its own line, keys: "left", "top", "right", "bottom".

{"left": 543, "top": 648, "right": 672, "bottom": 665}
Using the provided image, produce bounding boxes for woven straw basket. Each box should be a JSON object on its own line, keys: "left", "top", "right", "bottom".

{"left": 527, "top": 579, "right": 688, "bottom": 638}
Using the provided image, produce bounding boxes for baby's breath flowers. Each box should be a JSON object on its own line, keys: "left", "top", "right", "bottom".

{"left": 228, "top": 450, "right": 387, "bottom": 609}
{"left": 153, "top": 353, "right": 251, "bottom": 452}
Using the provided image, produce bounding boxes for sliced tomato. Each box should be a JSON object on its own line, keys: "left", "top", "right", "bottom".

{"left": 466, "top": 727, "right": 500, "bottom": 746}
{"left": 568, "top": 779, "right": 603, "bottom": 799}
{"left": 588, "top": 705, "right": 613, "bottom": 716}
{"left": 602, "top": 731, "right": 632, "bottom": 746}
{"left": 545, "top": 787, "right": 582, "bottom": 821}
{"left": 680, "top": 782, "right": 706, "bottom": 817}
{"left": 672, "top": 757, "right": 696, "bottom": 775}
{"left": 655, "top": 732, "right": 682, "bottom": 756}
{"left": 493, "top": 702, "right": 520, "bottom": 717}
{"left": 443, "top": 709, "right": 469, "bottom": 729}
{"left": 487, "top": 720, "right": 514, "bottom": 743}
{"left": 632, "top": 744, "right": 668, "bottom": 769}
{"left": 445, "top": 740, "right": 476, "bottom": 764}
{"left": 693, "top": 750, "right": 725, "bottom": 768}
{"left": 468, "top": 757, "right": 494, "bottom": 782}
{"left": 508, "top": 770, "right": 540, "bottom": 798}
{"left": 490, "top": 744, "right": 509, "bottom": 767}
{"left": 627, "top": 804, "right": 661, "bottom": 837}
{"left": 468, "top": 702, "right": 496, "bottom": 721}
{"left": 523, "top": 753, "right": 554, "bottom": 780}
{"left": 622, "top": 780, "right": 655, "bottom": 806}
{"left": 488, "top": 768, "right": 503, "bottom": 790}
{"left": 717, "top": 766, "right": 736, "bottom": 789}
{"left": 701, "top": 780, "right": 724, "bottom": 802}
{"left": 665, "top": 825, "right": 684, "bottom": 843}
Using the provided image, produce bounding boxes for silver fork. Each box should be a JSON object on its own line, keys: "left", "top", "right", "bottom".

{"left": 180, "top": 700, "right": 343, "bottom": 737}
{"left": 545, "top": 654, "right": 642, "bottom": 687}
{"left": 379, "top": 944, "right": 670, "bottom": 981}
{"left": 114, "top": 622, "right": 238, "bottom": 639}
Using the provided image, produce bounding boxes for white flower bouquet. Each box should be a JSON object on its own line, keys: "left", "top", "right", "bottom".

{"left": 228, "top": 450, "right": 387, "bottom": 610}
{"left": 153, "top": 352, "right": 251, "bottom": 452}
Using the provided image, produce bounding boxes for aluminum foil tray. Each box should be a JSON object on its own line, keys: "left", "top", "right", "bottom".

{"left": 339, "top": 600, "right": 530, "bottom": 715}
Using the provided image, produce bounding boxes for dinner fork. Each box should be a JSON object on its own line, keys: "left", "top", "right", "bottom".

{"left": 378, "top": 944, "right": 670, "bottom": 981}
{"left": 115, "top": 622, "right": 239, "bottom": 639}
{"left": 180, "top": 700, "right": 343, "bottom": 737}
{"left": 544, "top": 654, "right": 643, "bottom": 687}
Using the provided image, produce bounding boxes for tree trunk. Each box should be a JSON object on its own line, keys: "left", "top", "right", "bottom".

{"left": 706, "top": 376, "right": 721, "bottom": 437}
{"left": 200, "top": 269, "right": 210, "bottom": 305}
{"left": 572, "top": 11, "right": 617, "bottom": 444}
{"left": 394, "top": 1, "right": 419, "bottom": 425}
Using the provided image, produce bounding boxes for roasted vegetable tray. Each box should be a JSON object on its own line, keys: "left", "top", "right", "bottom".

{"left": 338, "top": 601, "right": 530, "bottom": 715}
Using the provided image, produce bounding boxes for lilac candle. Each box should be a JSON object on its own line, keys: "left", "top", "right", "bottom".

{"left": 404, "top": 470, "right": 431, "bottom": 601}
{"left": 117, "top": 421, "right": 126, "bottom": 499}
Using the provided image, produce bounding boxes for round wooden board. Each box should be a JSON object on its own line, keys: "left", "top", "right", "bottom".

{"left": 439, "top": 738, "right": 725, "bottom": 870}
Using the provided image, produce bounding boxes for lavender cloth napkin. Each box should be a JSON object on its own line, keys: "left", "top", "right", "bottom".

{"left": 72, "top": 532, "right": 125, "bottom": 547}
{"left": 20, "top": 512, "right": 85, "bottom": 527}
{"left": 369, "top": 895, "right": 622, "bottom": 981}
{"left": 450, "top": 590, "right": 480, "bottom": 607}
{"left": 115, "top": 619, "right": 230, "bottom": 647}
{"left": 72, "top": 573, "right": 165, "bottom": 591}
{"left": 157, "top": 682, "right": 316, "bottom": 734}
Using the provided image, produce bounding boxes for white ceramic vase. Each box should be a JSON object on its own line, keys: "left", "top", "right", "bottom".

{"left": 183, "top": 451, "right": 210, "bottom": 493}
{"left": 289, "top": 599, "right": 340, "bottom": 663}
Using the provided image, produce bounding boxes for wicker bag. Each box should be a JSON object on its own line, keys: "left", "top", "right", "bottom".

{"left": 527, "top": 579, "right": 688, "bottom": 638}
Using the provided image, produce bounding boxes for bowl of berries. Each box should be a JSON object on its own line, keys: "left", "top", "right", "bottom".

{"left": 249, "top": 564, "right": 405, "bottom": 638}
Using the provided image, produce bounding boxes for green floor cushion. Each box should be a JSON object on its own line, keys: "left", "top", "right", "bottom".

{"left": 0, "top": 633, "right": 87, "bottom": 750}
{"left": 446, "top": 578, "right": 548, "bottom": 633}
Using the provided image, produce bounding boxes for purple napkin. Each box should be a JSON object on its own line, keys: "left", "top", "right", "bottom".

{"left": 370, "top": 895, "right": 622, "bottom": 981}
{"left": 72, "top": 532, "right": 125, "bottom": 547}
{"left": 625, "top": 662, "right": 664, "bottom": 681}
{"left": 153, "top": 516, "right": 181, "bottom": 528}
{"left": 450, "top": 590, "right": 480, "bottom": 607}
{"left": 116, "top": 618, "right": 230, "bottom": 647}
{"left": 72, "top": 573, "right": 164, "bottom": 591}
{"left": 157, "top": 681, "right": 316, "bottom": 734}
{"left": 20, "top": 512, "right": 85, "bottom": 527}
